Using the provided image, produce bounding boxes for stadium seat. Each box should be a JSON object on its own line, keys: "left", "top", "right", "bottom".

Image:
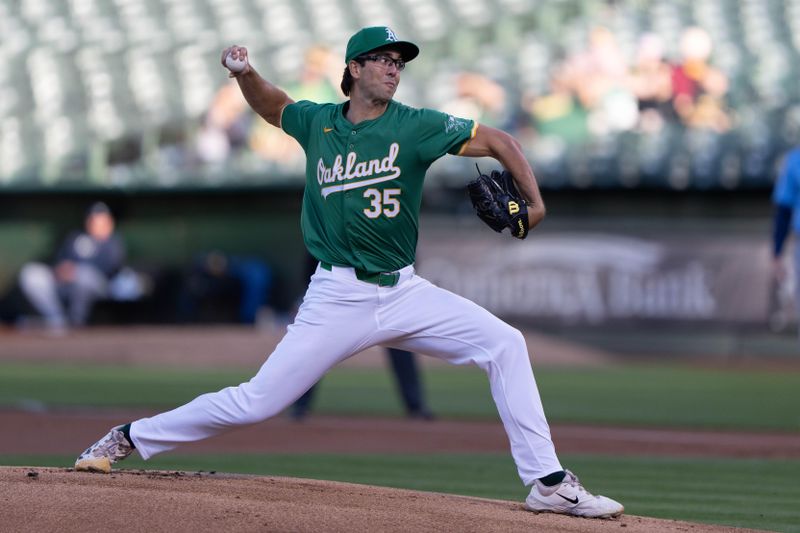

{"left": 2, "top": 0, "right": 799, "bottom": 190}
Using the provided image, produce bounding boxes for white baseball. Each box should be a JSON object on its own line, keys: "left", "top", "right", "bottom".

{"left": 225, "top": 53, "right": 247, "bottom": 73}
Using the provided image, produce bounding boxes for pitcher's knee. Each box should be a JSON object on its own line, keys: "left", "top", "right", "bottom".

{"left": 492, "top": 325, "right": 529, "bottom": 364}
{"left": 498, "top": 323, "right": 525, "bottom": 348}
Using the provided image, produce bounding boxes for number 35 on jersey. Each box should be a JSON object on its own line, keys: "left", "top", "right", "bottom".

{"left": 363, "top": 188, "right": 401, "bottom": 218}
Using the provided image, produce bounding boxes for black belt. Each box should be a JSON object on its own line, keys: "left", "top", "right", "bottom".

{"left": 319, "top": 262, "right": 400, "bottom": 287}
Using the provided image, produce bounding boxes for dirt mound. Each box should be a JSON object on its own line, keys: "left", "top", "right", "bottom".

{"left": 0, "top": 467, "right": 750, "bottom": 533}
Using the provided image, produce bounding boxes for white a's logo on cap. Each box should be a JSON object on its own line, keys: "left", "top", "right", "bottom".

{"left": 385, "top": 27, "right": 398, "bottom": 42}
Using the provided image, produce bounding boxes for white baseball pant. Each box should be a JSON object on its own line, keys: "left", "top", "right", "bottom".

{"left": 130, "top": 263, "right": 562, "bottom": 484}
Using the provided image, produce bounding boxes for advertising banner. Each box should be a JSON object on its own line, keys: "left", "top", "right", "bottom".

{"left": 417, "top": 226, "right": 782, "bottom": 327}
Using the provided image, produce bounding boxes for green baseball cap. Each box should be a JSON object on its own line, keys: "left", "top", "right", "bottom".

{"left": 345, "top": 26, "right": 419, "bottom": 64}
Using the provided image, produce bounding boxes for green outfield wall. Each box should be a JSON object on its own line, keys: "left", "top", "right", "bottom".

{"left": 0, "top": 188, "right": 776, "bottom": 326}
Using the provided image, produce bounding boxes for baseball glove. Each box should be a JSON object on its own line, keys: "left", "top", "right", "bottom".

{"left": 467, "top": 167, "right": 529, "bottom": 239}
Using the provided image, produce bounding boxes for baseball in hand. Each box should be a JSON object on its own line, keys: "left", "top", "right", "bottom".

{"left": 225, "top": 53, "right": 247, "bottom": 73}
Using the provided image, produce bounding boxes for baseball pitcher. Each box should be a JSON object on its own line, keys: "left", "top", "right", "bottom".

{"left": 75, "top": 26, "right": 623, "bottom": 519}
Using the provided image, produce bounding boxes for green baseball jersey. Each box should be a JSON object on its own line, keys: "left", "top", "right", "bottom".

{"left": 281, "top": 99, "right": 476, "bottom": 273}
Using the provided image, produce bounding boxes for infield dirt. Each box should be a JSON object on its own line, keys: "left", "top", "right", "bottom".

{"left": 0, "top": 467, "right": 760, "bottom": 533}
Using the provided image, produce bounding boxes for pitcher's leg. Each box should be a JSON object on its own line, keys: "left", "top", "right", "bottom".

{"left": 131, "top": 274, "right": 378, "bottom": 459}
{"left": 382, "top": 278, "right": 561, "bottom": 484}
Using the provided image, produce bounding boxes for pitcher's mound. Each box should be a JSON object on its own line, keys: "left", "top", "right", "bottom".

{"left": 2, "top": 467, "right": 745, "bottom": 532}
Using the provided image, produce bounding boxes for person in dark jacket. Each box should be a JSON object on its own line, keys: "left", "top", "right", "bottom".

{"left": 18, "top": 202, "right": 125, "bottom": 332}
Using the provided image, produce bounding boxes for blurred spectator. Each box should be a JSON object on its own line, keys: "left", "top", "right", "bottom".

{"left": 670, "top": 27, "right": 731, "bottom": 132}
{"left": 441, "top": 72, "right": 508, "bottom": 128}
{"left": 628, "top": 33, "right": 674, "bottom": 133}
{"left": 18, "top": 202, "right": 125, "bottom": 333}
{"left": 285, "top": 45, "right": 342, "bottom": 103}
{"left": 248, "top": 46, "right": 341, "bottom": 169}
{"left": 562, "top": 26, "right": 639, "bottom": 135}
{"left": 194, "top": 81, "right": 251, "bottom": 167}
{"left": 522, "top": 66, "right": 590, "bottom": 145}
{"left": 177, "top": 251, "right": 272, "bottom": 325}
{"left": 522, "top": 26, "right": 639, "bottom": 144}
{"left": 771, "top": 146, "right": 800, "bottom": 336}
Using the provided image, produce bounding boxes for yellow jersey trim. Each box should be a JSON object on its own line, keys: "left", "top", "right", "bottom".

{"left": 456, "top": 122, "right": 480, "bottom": 156}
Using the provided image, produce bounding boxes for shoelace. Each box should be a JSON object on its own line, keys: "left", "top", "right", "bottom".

{"left": 562, "top": 470, "right": 587, "bottom": 494}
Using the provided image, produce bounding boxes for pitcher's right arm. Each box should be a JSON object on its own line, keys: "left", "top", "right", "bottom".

{"left": 221, "top": 46, "right": 294, "bottom": 128}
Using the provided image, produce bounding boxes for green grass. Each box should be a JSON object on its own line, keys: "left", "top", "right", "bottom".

{"left": 4, "top": 361, "right": 797, "bottom": 530}
{"left": 0, "top": 363, "right": 252, "bottom": 409}
{"left": 4, "top": 453, "right": 799, "bottom": 532}
{"left": 1, "top": 362, "right": 798, "bottom": 430}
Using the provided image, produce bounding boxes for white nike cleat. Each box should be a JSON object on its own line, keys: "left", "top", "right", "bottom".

{"left": 74, "top": 426, "right": 134, "bottom": 473}
{"left": 525, "top": 469, "right": 624, "bottom": 518}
